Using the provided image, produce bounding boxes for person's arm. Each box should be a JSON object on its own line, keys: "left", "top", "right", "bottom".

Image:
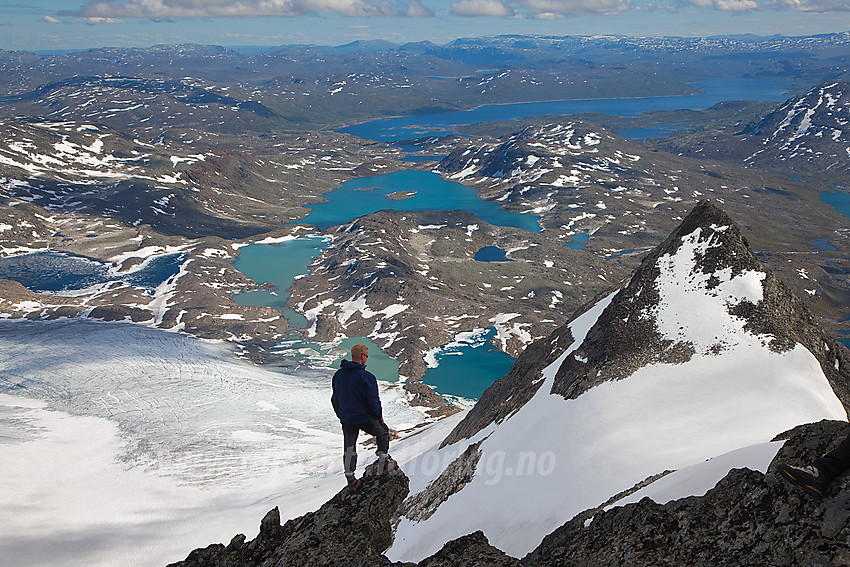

{"left": 331, "top": 372, "right": 341, "bottom": 418}
{"left": 364, "top": 371, "right": 382, "bottom": 420}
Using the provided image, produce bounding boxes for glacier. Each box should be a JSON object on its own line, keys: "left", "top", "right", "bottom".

{"left": 0, "top": 318, "right": 423, "bottom": 566}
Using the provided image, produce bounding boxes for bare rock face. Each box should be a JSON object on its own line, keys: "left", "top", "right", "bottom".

{"left": 396, "top": 441, "right": 482, "bottom": 523}
{"left": 417, "top": 531, "right": 521, "bottom": 567}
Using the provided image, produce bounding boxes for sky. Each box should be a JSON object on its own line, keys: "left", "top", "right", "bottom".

{"left": 0, "top": 0, "right": 849, "bottom": 52}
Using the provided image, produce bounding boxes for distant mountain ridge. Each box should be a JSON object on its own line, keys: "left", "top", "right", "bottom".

{"left": 743, "top": 81, "right": 850, "bottom": 172}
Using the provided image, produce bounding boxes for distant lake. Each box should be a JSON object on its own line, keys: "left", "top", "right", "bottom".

{"left": 232, "top": 235, "right": 330, "bottom": 328}
{"left": 474, "top": 246, "right": 511, "bottom": 262}
{"left": 340, "top": 78, "right": 792, "bottom": 143}
{"left": 566, "top": 232, "right": 590, "bottom": 250}
{"left": 0, "top": 250, "right": 184, "bottom": 294}
{"left": 289, "top": 170, "right": 542, "bottom": 233}
{"left": 820, "top": 191, "right": 850, "bottom": 221}
{"left": 423, "top": 327, "right": 516, "bottom": 401}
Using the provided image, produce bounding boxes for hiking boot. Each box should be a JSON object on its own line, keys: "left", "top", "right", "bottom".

{"left": 778, "top": 463, "right": 827, "bottom": 496}
{"left": 379, "top": 455, "right": 398, "bottom": 475}
{"left": 347, "top": 477, "right": 361, "bottom": 492}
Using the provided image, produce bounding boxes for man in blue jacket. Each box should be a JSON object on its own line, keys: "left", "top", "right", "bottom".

{"left": 331, "top": 343, "right": 396, "bottom": 491}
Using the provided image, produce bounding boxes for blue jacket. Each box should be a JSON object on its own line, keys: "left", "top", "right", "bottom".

{"left": 331, "top": 359, "right": 382, "bottom": 425}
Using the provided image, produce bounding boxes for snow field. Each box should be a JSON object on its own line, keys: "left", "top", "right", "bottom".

{"left": 0, "top": 318, "right": 423, "bottom": 567}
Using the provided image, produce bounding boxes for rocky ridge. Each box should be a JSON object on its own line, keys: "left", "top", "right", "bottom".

{"left": 552, "top": 200, "right": 850, "bottom": 403}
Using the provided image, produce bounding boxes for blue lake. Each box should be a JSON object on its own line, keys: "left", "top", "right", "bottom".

{"left": 0, "top": 250, "right": 184, "bottom": 294}
{"left": 820, "top": 191, "right": 850, "bottom": 221}
{"left": 422, "top": 327, "right": 516, "bottom": 401}
{"left": 289, "top": 169, "right": 542, "bottom": 233}
{"left": 340, "top": 78, "right": 792, "bottom": 143}
{"left": 233, "top": 235, "right": 329, "bottom": 328}
{"left": 566, "top": 232, "right": 590, "bottom": 250}
{"left": 474, "top": 246, "right": 511, "bottom": 262}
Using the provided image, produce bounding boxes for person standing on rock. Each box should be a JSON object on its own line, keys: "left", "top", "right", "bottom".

{"left": 331, "top": 343, "right": 397, "bottom": 491}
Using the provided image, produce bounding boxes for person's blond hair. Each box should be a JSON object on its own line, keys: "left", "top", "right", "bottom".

{"left": 351, "top": 343, "right": 369, "bottom": 361}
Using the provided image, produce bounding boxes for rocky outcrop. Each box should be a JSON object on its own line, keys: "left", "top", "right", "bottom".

{"left": 396, "top": 441, "right": 482, "bottom": 523}
{"left": 523, "top": 420, "right": 850, "bottom": 567}
{"left": 168, "top": 461, "right": 408, "bottom": 567}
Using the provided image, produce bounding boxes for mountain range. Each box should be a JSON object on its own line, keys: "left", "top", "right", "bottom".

{"left": 2, "top": 33, "right": 850, "bottom": 566}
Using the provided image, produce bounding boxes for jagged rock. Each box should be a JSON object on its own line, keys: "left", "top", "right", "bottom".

{"left": 522, "top": 420, "right": 850, "bottom": 567}
{"left": 549, "top": 200, "right": 850, "bottom": 408}
{"left": 396, "top": 441, "right": 482, "bottom": 523}
{"left": 417, "top": 531, "right": 521, "bottom": 567}
{"left": 168, "top": 461, "right": 408, "bottom": 567}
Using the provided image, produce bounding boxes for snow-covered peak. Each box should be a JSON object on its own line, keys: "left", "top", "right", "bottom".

{"left": 385, "top": 201, "right": 849, "bottom": 562}
{"left": 744, "top": 82, "right": 850, "bottom": 170}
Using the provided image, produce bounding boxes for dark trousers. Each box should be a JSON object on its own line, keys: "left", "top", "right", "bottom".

{"left": 815, "top": 429, "right": 850, "bottom": 481}
{"left": 342, "top": 417, "right": 389, "bottom": 480}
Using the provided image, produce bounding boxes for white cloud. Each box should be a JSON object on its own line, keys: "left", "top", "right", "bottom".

{"left": 686, "top": 0, "right": 758, "bottom": 8}
{"left": 714, "top": 0, "right": 758, "bottom": 9}
{"left": 450, "top": 0, "right": 517, "bottom": 15}
{"left": 516, "top": 0, "right": 631, "bottom": 15}
{"left": 773, "top": 0, "right": 850, "bottom": 10}
{"left": 43, "top": 15, "right": 62, "bottom": 23}
{"left": 61, "top": 0, "right": 432, "bottom": 18}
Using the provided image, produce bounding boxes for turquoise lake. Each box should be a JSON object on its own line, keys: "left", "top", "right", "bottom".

{"left": 422, "top": 327, "right": 515, "bottom": 401}
{"left": 290, "top": 170, "right": 542, "bottom": 233}
{"left": 233, "top": 235, "right": 329, "bottom": 328}
{"left": 820, "top": 191, "right": 850, "bottom": 220}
